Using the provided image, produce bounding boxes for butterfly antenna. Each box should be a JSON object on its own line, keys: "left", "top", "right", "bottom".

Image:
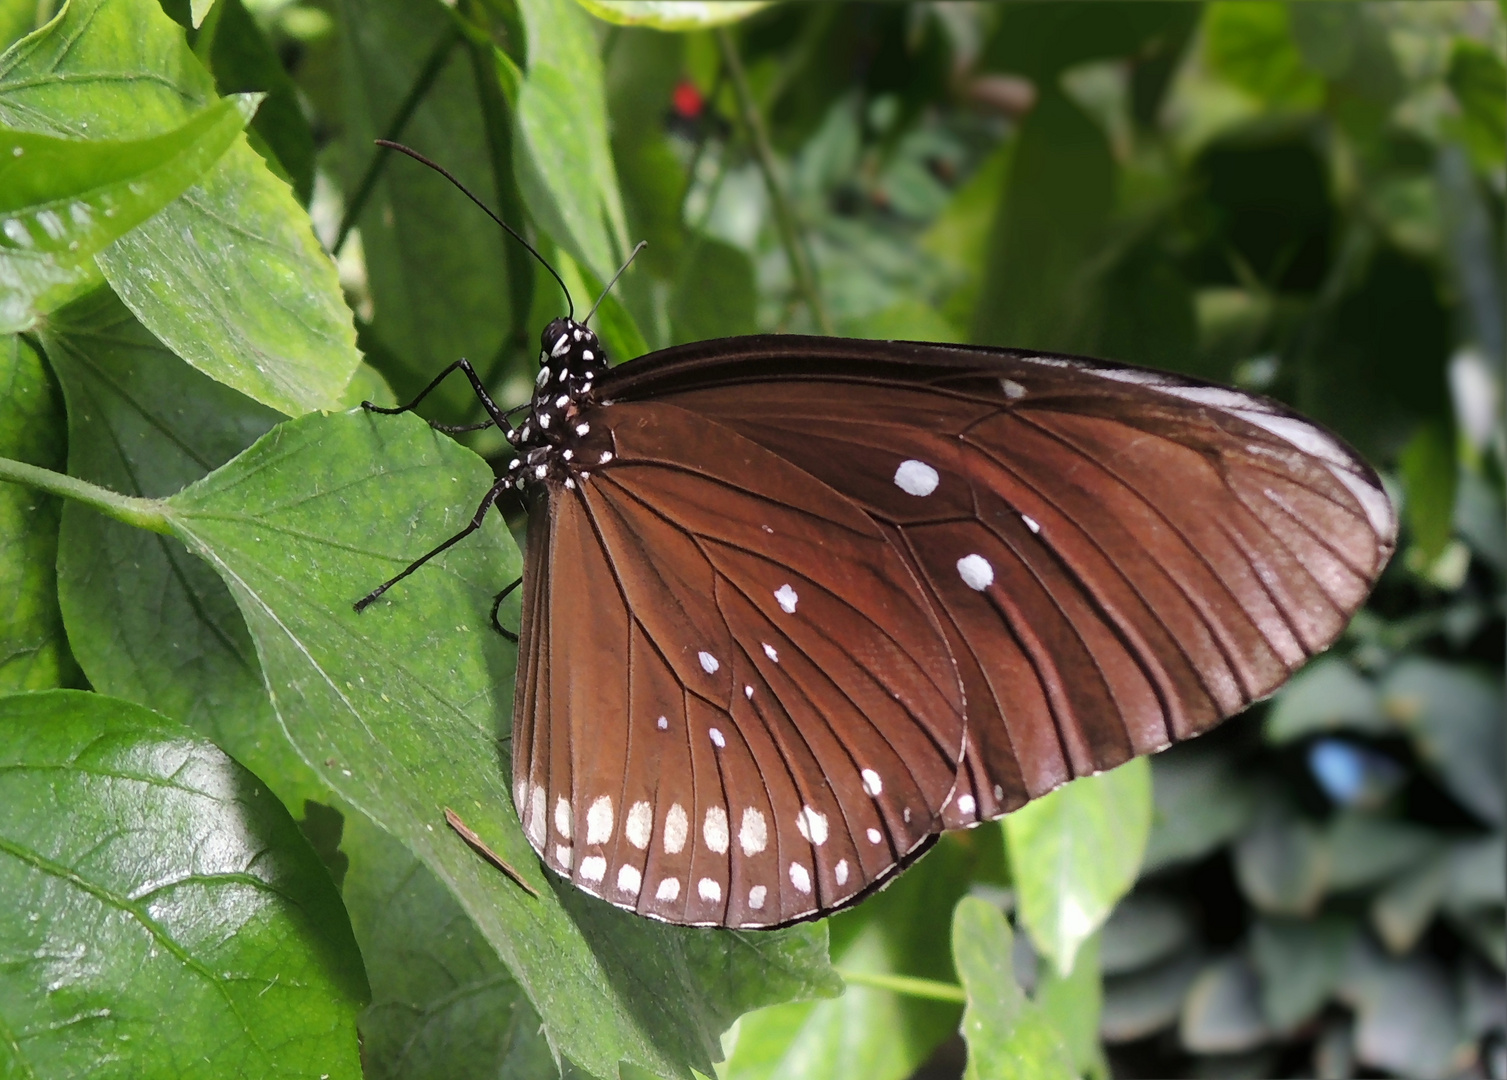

{"left": 583, "top": 241, "right": 648, "bottom": 327}
{"left": 375, "top": 140, "right": 574, "bottom": 320}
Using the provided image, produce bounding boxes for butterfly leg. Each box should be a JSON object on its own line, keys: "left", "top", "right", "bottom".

{"left": 361, "top": 358, "right": 518, "bottom": 439}
{"left": 490, "top": 577, "right": 523, "bottom": 642}
{"left": 354, "top": 477, "right": 511, "bottom": 612}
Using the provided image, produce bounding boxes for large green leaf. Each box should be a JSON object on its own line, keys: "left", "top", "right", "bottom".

{"left": 337, "top": 0, "right": 515, "bottom": 410}
{"left": 1447, "top": 39, "right": 1507, "bottom": 173}
{"left": 152, "top": 408, "right": 837, "bottom": 1079}
{"left": 0, "top": 332, "right": 75, "bottom": 689}
{"left": 0, "top": 0, "right": 359, "bottom": 415}
{"left": 1004, "top": 758, "right": 1151, "bottom": 976}
{"left": 41, "top": 289, "right": 324, "bottom": 809}
{"left": 951, "top": 897, "right": 1075, "bottom": 1080}
{"left": 344, "top": 812, "right": 556, "bottom": 1080}
{"left": 0, "top": 689, "right": 367, "bottom": 1078}
{"left": 0, "top": 95, "right": 254, "bottom": 332}
{"left": 514, "top": 0, "right": 630, "bottom": 282}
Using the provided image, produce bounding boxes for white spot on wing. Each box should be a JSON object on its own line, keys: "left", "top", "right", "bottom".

{"left": 1001, "top": 378, "right": 1026, "bottom": 399}
{"left": 656, "top": 715, "right": 668, "bottom": 730}
{"left": 835, "top": 859, "right": 849, "bottom": 886}
{"left": 1021, "top": 514, "right": 1040, "bottom": 534}
{"left": 775, "top": 584, "right": 798, "bottom": 613}
{"left": 579, "top": 855, "right": 606, "bottom": 882}
{"left": 699, "top": 651, "right": 719, "bottom": 674}
{"left": 867, "top": 828, "right": 882, "bottom": 844}
{"left": 709, "top": 727, "right": 725, "bottom": 748}
{"left": 795, "top": 805, "right": 828, "bottom": 846}
{"left": 957, "top": 553, "right": 994, "bottom": 591}
{"left": 739, "top": 808, "right": 768, "bottom": 856}
{"left": 893, "top": 459, "right": 940, "bottom": 497}
{"left": 994, "top": 784, "right": 1004, "bottom": 801}
{"left": 744, "top": 685, "right": 754, "bottom": 700}
{"left": 586, "top": 796, "right": 613, "bottom": 845}
{"left": 698, "top": 878, "right": 722, "bottom": 903}
{"left": 655, "top": 877, "right": 681, "bottom": 902}
{"left": 861, "top": 769, "right": 883, "bottom": 796}
{"left": 704, "top": 807, "right": 729, "bottom": 854}
{"left": 763, "top": 642, "right": 779, "bottom": 662}
{"left": 528, "top": 785, "right": 546, "bottom": 846}
{"left": 789, "top": 862, "right": 811, "bottom": 893}
{"left": 956, "top": 794, "right": 977, "bottom": 816}
{"left": 617, "top": 864, "right": 641, "bottom": 895}
{"left": 664, "top": 804, "right": 688, "bottom": 853}
{"left": 625, "top": 801, "right": 652, "bottom": 849}
{"left": 555, "top": 797, "right": 573, "bottom": 840}
{"left": 555, "top": 844, "right": 572, "bottom": 869}
{"left": 748, "top": 885, "right": 767, "bottom": 910}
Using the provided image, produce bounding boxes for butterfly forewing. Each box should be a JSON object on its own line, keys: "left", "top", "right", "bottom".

{"left": 513, "top": 402, "right": 966, "bottom": 926}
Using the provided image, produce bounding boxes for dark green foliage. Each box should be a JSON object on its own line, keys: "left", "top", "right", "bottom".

{"left": 0, "top": 2, "right": 1500, "bottom": 1078}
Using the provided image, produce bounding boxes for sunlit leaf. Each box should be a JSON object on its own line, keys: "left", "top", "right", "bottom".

{"left": 576, "top": 1, "right": 770, "bottom": 29}
{"left": 0, "top": 689, "right": 367, "bottom": 1078}
{"left": 1004, "top": 758, "right": 1151, "bottom": 975}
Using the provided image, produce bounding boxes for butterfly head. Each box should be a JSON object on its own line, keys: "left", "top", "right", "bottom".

{"left": 501, "top": 318, "right": 614, "bottom": 494}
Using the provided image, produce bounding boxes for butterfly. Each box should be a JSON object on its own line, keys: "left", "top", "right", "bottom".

{"left": 357, "top": 146, "right": 1396, "bottom": 930}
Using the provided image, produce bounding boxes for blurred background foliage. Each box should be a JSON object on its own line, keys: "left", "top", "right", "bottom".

{"left": 0, "top": 1, "right": 1502, "bottom": 1078}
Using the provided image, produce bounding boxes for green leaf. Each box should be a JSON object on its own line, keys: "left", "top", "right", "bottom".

{"left": 1380, "top": 658, "right": 1504, "bottom": 826}
{"left": 1178, "top": 954, "right": 1270, "bottom": 1054}
{"left": 514, "top": 0, "right": 629, "bottom": 282}
{"left": 1232, "top": 797, "right": 1327, "bottom": 916}
{"left": 0, "top": 0, "right": 360, "bottom": 415}
{"left": 1249, "top": 915, "right": 1356, "bottom": 1032}
{"left": 980, "top": 3, "right": 1199, "bottom": 82}
{"left": 1265, "top": 656, "right": 1387, "bottom": 743}
{"left": 0, "top": 689, "right": 367, "bottom": 1078}
{"left": 1033, "top": 932, "right": 1107, "bottom": 1080}
{"left": 337, "top": 0, "right": 516, "bottom": 411}
{"left": 1325, "top": 812, "right": 1441, "bottom": 893}
{"left": 1099, "top": 892, "right": 1193, "bottom": 976}
{"left": 1202, "top": 3, "right": 1324, "bottom": 109}
{"left": 1446, "top": 39, "right": 1506, "bottom": 173}
{"left": 41, "top": 289, "right": 325, "bottom": 810}
{"left": 951, "top": 897, "right": 1075, "bottom": 1080}
{"left": 1100, "top": 951, "right": 1202, "bottom": 1044}
{"left": 0, "top": 332, "right": 76, "bottom": 689}
{"left": 555, "top": 246, "right": 650, "bottom": 362}
{"left": 972, "top": 88, "right": 1113, "bottom": 353}
{"left": 671, "top": 237, "right": 756, "bottom": 346}
{"left": 0, "top": 95, "right": 255, "bottom": 332}
{"left": 725, "top": 838, "right": 977, "bottom": 1080}
{"left": 343, "top": 812, "right": 556, "bottom": 1080}
{"left": 154, "top": 408, "right": 837, "bottom": 1079}
{"left": 1004, "top": 758, "right": 1151, "bottom": 976}
{"left": 575, "top": 1, "right": 771, "bottom": 30}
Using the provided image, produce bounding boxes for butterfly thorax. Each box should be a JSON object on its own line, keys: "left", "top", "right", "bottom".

{"left": 504, "top": 317, "right": 612, "bottom": 496}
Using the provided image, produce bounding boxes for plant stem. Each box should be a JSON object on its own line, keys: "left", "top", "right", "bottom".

{"left": 715, "top": 26, "right": 832, "bottom": 335}
{"left": 334, "top": 22, "right": 462, "bottom": 256}
{"left": 837, "top": 969, "right": 967, "bottom": 1004}
{"left": 0, "top": 456, "right": 173, "bottom": 536}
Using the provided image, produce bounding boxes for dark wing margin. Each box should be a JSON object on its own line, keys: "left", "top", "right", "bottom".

{"left": 603, "top": 336, "right": 1396, "bottom": 828}
{"left": 512, "top": 401, "right": 967, "bottom": 927}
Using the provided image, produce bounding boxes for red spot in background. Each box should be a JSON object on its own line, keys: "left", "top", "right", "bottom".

{"left": 672, "top": 80, "right": 704, "bottom": 119}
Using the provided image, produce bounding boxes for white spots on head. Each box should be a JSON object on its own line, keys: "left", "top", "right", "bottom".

{"left": 617, "top": 864, "right": 641, "bottom": 896}
{"left": 528, "top": 784, "right": 546, "bottom": 845}
{"left": 867, "top": 827, "right": 882, "bottom": 844}
{"left": 582, "top": 350, "right": 593, "bottom": 361}
{"left": 551, "top": 334, "right": 571, "bottom": 357}
{"left": 1021, "top": 514, "right": 1040, "bottom": 534}
{"left": 655, "top": 877, "right": 681, "bottom": 902}
{"left": 536, "top": 366, "right": 551, "bottom": 387}
{"left": 739, "top": 808, "right": 768, "bottom": 856}
{"left": 564, "top": 478, "right": 576, "bottom": 491}
{"left": 664, "top": 804, "right": 688, "bottom": 854}
{"left": 656, "top": 715, "right": 668, "bottom": 730}
{"left": 534, "top": 464, "right": 548, "bottom": 479}
{"left": 698, "top": 878, "right": 722, "bottom": 903}
{"left": 554, "top": 797, "right": 573, "bottom": 840}
{"left": 573, "top": 328, "right": 584, "bottom": 341}
{"left": 744, "top": 685, "right": 754, "bottom": 700}
{"left": 774, "top": 584, "right": 799, "bottom": 613}
{"left": 586, "top": 795, "right": 614, "bottom": 845}
{"left": 561, "top": 449, "right": 573, "bottom": 461}
{"left": 509, "top": 459, "right": 522, "bottom": 470}
{"left": 599, "top": 451, "right": 613, "bottom": 464}
{"left": 893, "top": 459, "right": 940, "bottom": 497}
{"left": 699, "top": 651, "right": 720, "bottom": 674}
{"left": 555, "top": 844, "right": 572, "bottom": 869}
{"left": 554, "top": 394, "right": 569, "bottom": 408}
{"left": 575, "top": 422, "right": 590, "bottom": 436}
{"left": 579, "top": 855, "right": 606, "bottom": 882}
{"left": 861, "top": 769, "right": 883, "bottom": 797}
{"left": 957, "top": 553, "right": 995, "bottom": 591}
{"left": 789, "top": 862, "right": 812, "bottom": 894}
{"left": 795, "top": 806, "right": 828, "bottom": 846}
{"left": 956, "top": 794, "right": 977, "bottom": 816}
{"left": 709, "top": 727, "right": 726, "bottom": 749}
{"left": 748, "top": 885, "right": 767, "bottom": 910}
{"left": 1001, "top": 378, "right": 1026, "bottom": 399}
{"left": 558, "top": 368, "right": 569, "bottom": 382}
{"left": 762, "top": 642, "right": 779, "bottom": 663}
{"left": 835, "top": 859, "right": 849, "bottom": 887}
{"left": 625, "top": 801, "right": 653, "bottom": 850}
{"left": 994, "top": 784, "right": 1004, "bottom": 801}
{"left": 538, "top": 414, "right": 550, "bottom": 430}
{"left": 704, "top": 807, "right": 730, "bottom": 854}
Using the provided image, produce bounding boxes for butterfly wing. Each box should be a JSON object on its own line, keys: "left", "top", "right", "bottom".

{"left": 602, "top": 336, "right": 1397, "bottom": 829}
{"left": 512, "top": 401, "right": 965, "bottom": 926}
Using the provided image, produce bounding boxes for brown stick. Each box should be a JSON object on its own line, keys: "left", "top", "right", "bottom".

{"left": 444, "top": 807, "right": 539, "bottom": 898}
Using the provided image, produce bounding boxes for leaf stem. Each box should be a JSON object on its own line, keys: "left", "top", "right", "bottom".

{"left": 715, "top": 26, "right": 832, "bottom": 335}
{"left": 334, "top": 22, "right": 463, "bottom": 255}
{"left": 0, "top": 455, "right": 172, "bottom": 535}
{"left": 838, "top": 969, "right": 967, "bottom": 1004}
